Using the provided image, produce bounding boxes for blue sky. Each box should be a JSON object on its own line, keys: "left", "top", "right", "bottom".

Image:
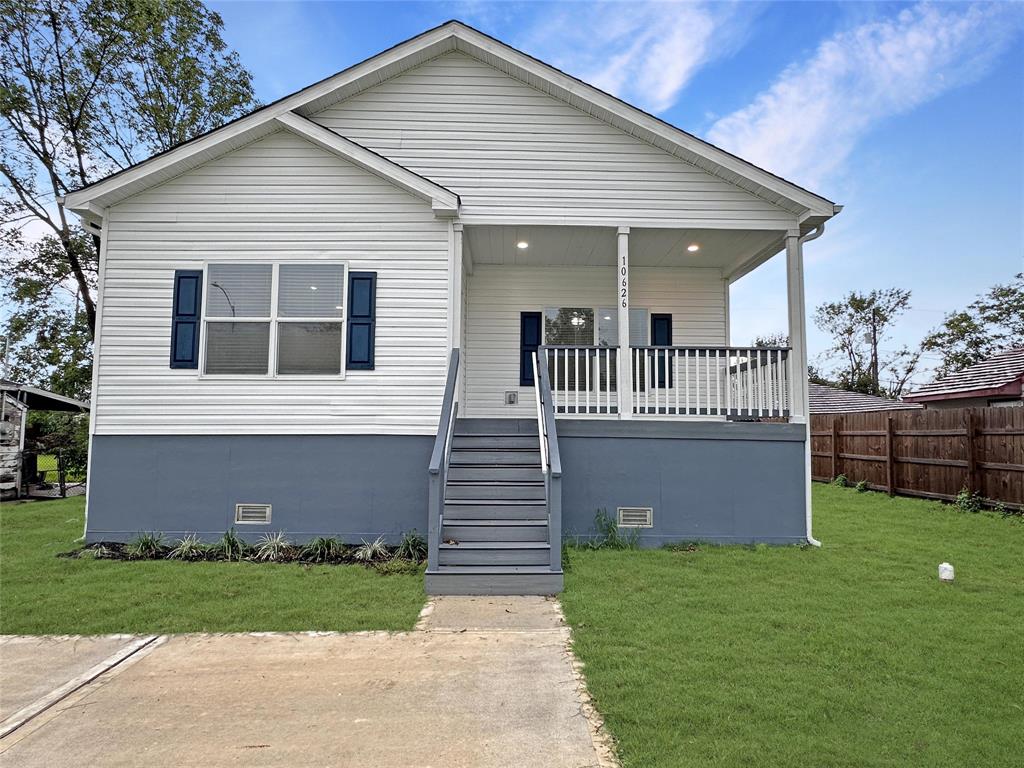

{"left": 210, "top": 0, "right": 1024, "bottom": 388}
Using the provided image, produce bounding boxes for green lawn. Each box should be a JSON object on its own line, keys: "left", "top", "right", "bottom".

{"left": 561, "top": 484, "right": 1024, "bottom": 768}
{"left": 0, "top": 497, "right": 426, "bottom": 635}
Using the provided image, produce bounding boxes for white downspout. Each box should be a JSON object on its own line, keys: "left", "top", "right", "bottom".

{"left": 791, "top": 223, "right": 828, "bottom": 547}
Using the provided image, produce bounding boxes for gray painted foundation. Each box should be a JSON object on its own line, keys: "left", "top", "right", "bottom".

{"left": 87, "top": 421, "right": 806, "bottom": 546}
{"left": 86, "top": 434, "right": 432, "bottom": 543}
{"left": 557, "top": 420, "right": 807, "bottom": 545}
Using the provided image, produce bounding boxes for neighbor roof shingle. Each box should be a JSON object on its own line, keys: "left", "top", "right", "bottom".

{"left": 906, "top": 348, "right": 1024, "bottom": 400}
{"left": 808, "top": 383, "right": 922, "bottom": 414}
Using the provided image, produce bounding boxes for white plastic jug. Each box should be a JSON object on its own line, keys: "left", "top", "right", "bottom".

{"left": 938, "top": 562, "right": 955, "bottom": 583}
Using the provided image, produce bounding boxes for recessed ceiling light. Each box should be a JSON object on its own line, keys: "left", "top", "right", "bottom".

{"left": 335, "top": 305, "right": 343, "bottom": 310}
{"left": 687, "top": 244, "right": 700, "bottom": 252}
{"left": 517, "top": 241, "right": 529, "bottom": 249}
{"left": 310, "top": 285, "right": 318, "bottom": 290}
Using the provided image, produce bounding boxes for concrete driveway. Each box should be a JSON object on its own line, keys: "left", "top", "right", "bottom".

{"left": 0, "top": 598, "right": 615, "bottom": 767}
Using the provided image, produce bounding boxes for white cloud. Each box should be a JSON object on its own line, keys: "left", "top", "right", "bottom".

{"left": 513, "top": 1, "right": 754, "bottom": 113}
{"left": 707, "top": 2, "right": 1024, "bottom": 189}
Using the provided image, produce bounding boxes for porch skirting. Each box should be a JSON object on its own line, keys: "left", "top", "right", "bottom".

{"left": 557, "top": 420, "right": 807, "bottom": 545}
{"left": 85, "top": 434, "right": 433, "bottom": 544}
{"left": 86, "top": 422, "right": 806, "bottom": 546}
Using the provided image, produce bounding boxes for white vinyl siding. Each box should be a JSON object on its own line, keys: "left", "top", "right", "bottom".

{"left": 311, "top": 52, "right": 795, "bottom": 228}
{"left": 462, "top": 265, "right": 727, "bottom": 418}
{"left": 93, "top": 130, "right": 450, "bottom": 435}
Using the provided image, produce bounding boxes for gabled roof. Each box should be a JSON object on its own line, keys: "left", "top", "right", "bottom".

{"left": 63, "top": 20, "right": 837, "bottom": 224}
{"left": 904, "top": 348, "right": 1024, "bottom": 402}
{"left": 809, "top": 383, "right": 922, "bottom": 414}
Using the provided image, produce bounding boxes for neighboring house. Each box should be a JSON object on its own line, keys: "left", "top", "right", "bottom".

{"left": 809, "top": 383, "right": 922, "bottom": 415}
{"left": 904, "top": 348, "right": 1024, "bottom": 409}
{"left": 0, "top": 381, "right": 89, "bottom": 499}
{"left": 62, "top": 21, "right": 840, "bottom": 595}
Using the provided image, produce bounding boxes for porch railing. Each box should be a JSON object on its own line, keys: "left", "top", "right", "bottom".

{"left": 543, "top": 345, "right": 791, "bottom": 419}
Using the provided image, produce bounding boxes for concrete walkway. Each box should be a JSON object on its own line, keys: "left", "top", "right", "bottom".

{"left": 0, "top": 598, "right": 615, "bottom": 767}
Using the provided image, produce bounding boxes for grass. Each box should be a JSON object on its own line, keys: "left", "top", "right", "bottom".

{"left": 561, "top": 484, "right": 1024, "bottom": 768}
{"left": 0, "top": 497, "right": 426, "bottom": 635}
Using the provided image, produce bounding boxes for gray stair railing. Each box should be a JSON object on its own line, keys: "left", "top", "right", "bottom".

{"left": 428, "top": 348, "right": 460, "bottom": 571}
{"left": 534, "top": 349, "right": 563, "bottom": 571}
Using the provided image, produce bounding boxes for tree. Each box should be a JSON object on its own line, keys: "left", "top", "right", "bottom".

{"left": 751, "top": 332, "right": 789, "bottom": 348}
{"left": 923, "top": 273, "right": 1024, "bottom": 378}
{"left": 1, "top": 0, "right": 257, "bottom": 396}
{"left": 813, "top": 289, "right": 920, "bottom": 398}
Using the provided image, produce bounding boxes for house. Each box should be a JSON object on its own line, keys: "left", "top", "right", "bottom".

{"left": 0, "top": 380, "right": 89, "bottom": 499}
{"left": 903, "top": 348, "right": 1024, "bottom": 409}
{"left": 809, "top": 382, "right": 922, "bottom": 415}
{"left": 62, "top": 21, "right": 840, "bottom": 595}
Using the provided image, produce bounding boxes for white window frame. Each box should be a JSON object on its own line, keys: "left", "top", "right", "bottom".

{"left": 199, "top": 260, "right": 348, "bottom": 380}
{"left": 542, "top": 305, "right": 649, "bottom": 347}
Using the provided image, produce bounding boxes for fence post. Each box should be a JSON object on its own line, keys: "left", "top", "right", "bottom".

{"left": 57, "top": 448, "right": 67, "bottom": 498}
{"left": 831, "top": 416, "right": 842, "bottom": 480}
{"left": 886, "top": 414, "right": 896, "bottom": 496}
{"left": 965, "top": 408, "right": 979, "bottom": 494}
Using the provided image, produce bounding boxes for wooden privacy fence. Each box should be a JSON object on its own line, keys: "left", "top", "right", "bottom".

{"left": 810, "top": 407, "right": 1023, "bottom": 509}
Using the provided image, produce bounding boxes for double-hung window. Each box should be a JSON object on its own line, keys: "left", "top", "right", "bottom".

{"left": 203, "top": 263, "right": 346, "bottom": 376}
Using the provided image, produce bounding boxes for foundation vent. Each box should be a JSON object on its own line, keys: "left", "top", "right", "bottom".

{"left": 234, "top": 503, "right": 272, "bottom": 524}
{"left": 617, "top": 507, "right": 653, "bottom": 528}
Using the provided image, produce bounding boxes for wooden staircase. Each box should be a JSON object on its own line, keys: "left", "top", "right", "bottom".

{"left": 425, "top": 419, "right": 563, "bottom": 595}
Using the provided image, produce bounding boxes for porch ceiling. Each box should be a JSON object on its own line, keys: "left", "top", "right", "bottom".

{"left": 464, "top": 225, "right": 783, "bottom": 271}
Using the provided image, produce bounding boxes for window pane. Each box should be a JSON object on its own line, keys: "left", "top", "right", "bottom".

{"left": 277, "top": 322, "right": 343, "bottom": 375}
{"left": 205, "top": 322, "right": 270, "bottom": 374}
{"left": 206, "top": 265, "right": 272, "bottom": 317}
{"left": 544, "top": 307, "right": 594, "bottom": 346}
{"left": 279, "top": 265, "right": 345, "bottom": 318}
{"left": 597, "top": 308, "right": 649, "bottom": 346}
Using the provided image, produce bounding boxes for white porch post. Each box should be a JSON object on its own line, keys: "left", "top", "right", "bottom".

{"left": 786, "top": 228, "right": 819, "bottom": 545}
{"left": 452, "top": 222, "right": 465, "bottom": 405}
{"left": 617, "top": 226, "right": 632, "bottom": 419}
{"left": 785, "top": 229, "right": 808, "bottom": 422}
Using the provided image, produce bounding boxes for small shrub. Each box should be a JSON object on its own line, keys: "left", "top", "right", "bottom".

{"left": 374, "top": 558, "right": 423, "bottom": 575}
{"left": 954, "top": 487, "right": 983, "bottom": 513}
{"left": 301, "top": 536, "right": 343, "bottom": 563}
{"left": 254, "top": 531, "right": 294, "bottom": 562}
{"left": 126, "top": 532, "right": 165, "bottom": 559}
{"left": 168, "top": 533, "right": 209, "bottom": 561}
{"left": 587, "top": 508, "right": 639, "bottom": 550}
{"left": 855, "top": 480, "right": 869, "bottom": 493}
{"left": 395, "top": 530, "right": 427, "bottom": 562}
{"left": 353, "top": 536, "right": 390, "bottom": 562}
{"left": 832, "top": 474, "right": 848, "bottom": 488}
{"left": 664, "top": 541, "right": 700, "bottom": 553}
{"left": 218, "top": 528, "right": 248, "bottom": 561}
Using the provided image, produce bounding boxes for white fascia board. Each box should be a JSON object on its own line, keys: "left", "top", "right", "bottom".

{"left": 273, "top": 112, "right": 459, "bottom": 215}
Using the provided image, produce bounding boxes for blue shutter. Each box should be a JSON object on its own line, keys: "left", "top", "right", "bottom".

{"left": 170, "top": 270, "right": 203, "bottom": 369}
{"left": 346, "top": 271, "right": 376, "bottom": 370}
{"left": 520, "top": 312, "right": 542, "bottom": 386}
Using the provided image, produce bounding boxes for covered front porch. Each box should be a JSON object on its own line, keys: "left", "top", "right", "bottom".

{"left": 454, "top": 223, "right": 813, "bottom": 424}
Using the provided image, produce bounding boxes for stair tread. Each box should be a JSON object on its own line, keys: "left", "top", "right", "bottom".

{"left": 445, "top": 499, "right": 546, "bottom": 506}
{"left": 429, "top": 565, "right": 562, "bottom": 574}
{"left": 446, "top": 480, "right": 544, "bottom": 486}
{"left": 444, "top": 519, "right": 547, "bottom": 526}
{"left": 439, "top": 541, "right": 549, "bottom": 549}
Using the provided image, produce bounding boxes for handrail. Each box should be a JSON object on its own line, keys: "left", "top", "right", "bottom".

{"left": 427, "top": 348, "right": 460, "bottom": 572}
{"left": 531, "top": 352, "right": 548, "bottom": 473}
{"left": 536, "top": 348, "right": 562, "bottom": 478}
{"left": 536, "top": 348, "right": 563, "bottom": 572}
{"left": 428, "top": 348, "right": 461, "bottom": 475}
